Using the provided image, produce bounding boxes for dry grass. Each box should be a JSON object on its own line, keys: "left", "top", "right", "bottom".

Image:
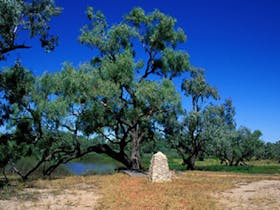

{"left": 218, "top": 179, "right": 280, "bottom": 209}
{"left": 95, "top": 171, "right": 280, "bottom": 210}
{"left": 1, "top": 172, "right": 279, "bottom": 210}
{"left": 0, "top": 176, "right": 100, "bottom": 210}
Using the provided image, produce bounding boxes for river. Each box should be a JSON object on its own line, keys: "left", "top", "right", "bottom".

{"left": 64, "top": 162, "right": 118, "bottom": 175}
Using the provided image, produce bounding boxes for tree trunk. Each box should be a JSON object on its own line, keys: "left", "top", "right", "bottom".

{"left": 83, "top": 143, "right": 133, "bottom": 169}
{"left": 2, "top": 168, "right": 8, "bottom": 183}
{"left": 228, "top": 159, "right": 234, "bottom": 166}
{"left": 131, "top": 139, "right": 141, "bottom": 170}
{"left": 130, "top": 128, "right": 143, "bottom": 171}
{"left": 184, "top": 155, "right": 196, "bottom": 170}
{"left": 22, "top": 156, "right": 47, "bottom": 180}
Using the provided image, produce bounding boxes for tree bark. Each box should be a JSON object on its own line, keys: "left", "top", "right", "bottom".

{"left": 184, "top": 155, "right": 196, "bottom": 170}
{"left": 86, "top": 144, "right": 132, "bottom": 169}
{"left": 131, "top": 139, "right": 141, "bottom": 170}
{"left": 2, "top": 168, "right": 8, "bottom": 183}
{"left": 0, "top": 45, "right": 31, "bottom": 55}
{"left": 130, "top": 127, "right": 143, "bottom": 170}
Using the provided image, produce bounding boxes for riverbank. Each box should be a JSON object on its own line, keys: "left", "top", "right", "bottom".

{"left": 1, "top": 171, "right": 280, "bottom": 209}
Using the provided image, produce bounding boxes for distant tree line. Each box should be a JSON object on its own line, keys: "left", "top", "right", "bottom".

{"left": 0, "top": 1, "right": 279, "bottom": 182}
{"left": 255, "top": 140, "right": 280, "bottom": 162}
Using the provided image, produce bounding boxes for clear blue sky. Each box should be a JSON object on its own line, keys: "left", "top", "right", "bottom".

{"left": 1, "top": 0, "right": 280, "bottom": 142}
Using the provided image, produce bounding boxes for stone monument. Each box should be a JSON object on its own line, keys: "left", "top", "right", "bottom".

{"left": 148, "top": 151, "right": 171, "bottom": 182}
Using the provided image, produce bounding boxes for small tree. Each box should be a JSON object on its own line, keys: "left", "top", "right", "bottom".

{"left": 214, "top": 100, "right": 264, "bottom": 166}
{"left": 163, "top": 69, "right": 220, "bottom": 170}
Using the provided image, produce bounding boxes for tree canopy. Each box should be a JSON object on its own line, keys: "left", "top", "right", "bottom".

{"left": 0, "top": 0, "right": 61, "bottom": 60}
{"left": 77, "top": 7, "right": 191, "bottom": 170}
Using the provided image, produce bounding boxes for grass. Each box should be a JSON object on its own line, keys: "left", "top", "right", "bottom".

{"left": 1, "top": 152, "right": 279, "bottom": 209}
{"left": 0, "top": 175, "right": 101, "bottom": 209}
{"left": 1, "top": 169, "right": 280, "bottom": 209}
{"left": 84, "top": 172, "right": 279, "bottom": 210}
{"left": 154, "top": 157, "right": 280, "bottom": 175}
{"left": 75, "top": 153, "right": 280, "bottom": 175}
{"left": 0, "top": 177, "right": 37, "bottom": 201}
{"left": 0, "top": 172, "right": 254, "bottom": 209}
{"left": 141, "top": 154, "right": 280, "bottom": 175}
{"left": 96, "top": 172, "right": 217, "bottom": 209}
{"left": 195, "top": 159, "right": 280, "bottom": 175}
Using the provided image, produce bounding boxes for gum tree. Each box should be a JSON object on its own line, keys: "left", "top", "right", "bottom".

{"left": 77, "top": 7, "right": 191, "bottom": 170}
{"left": 214, "top": 100, "right": 264, "bottom": 166}
{"left": 0, "top": 62, "right": 88, "bottom": 180}
{"left": 0, "top": 62, "right": 38, "bottom": 180}
{"left": 0, "top": 0, "right": 60, "bottom": 181}
{"left": 163, "top": 69, "right": 220, "bottom": 170}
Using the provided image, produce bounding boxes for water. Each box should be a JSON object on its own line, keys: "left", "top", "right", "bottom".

{"left": 64, "top": 162, "right": 117, "bottom": 175}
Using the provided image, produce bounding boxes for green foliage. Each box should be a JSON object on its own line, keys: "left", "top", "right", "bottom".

{"left": 1, "top": 4, "right": 274, "bottom": 182}
{"left": 260, "top": 141, "right": 280, "bottom": 162}
{"left": 214, "top": 100, "right": 264, "bottom": 166}
{"left": 163, "top": 68, "right": 221, "bottom": 170}
{"left": 195, "top": 158, "right": 280, "bottom": 174}
{"left": 0, "top": 61, "right": 82, "bottom": 180}
{"left": 0, "top": 61, "right": 34, "bottom": 106}
{"left": 126, "top": 7, "right": 186, "bottom": 50}
{"left": 182, "top": 69, "right": 219, "bottom": 104}
{"left": 77, "top": 6, "right": 191, "bottom": 170}
{"left": 0, "top": 0, "right": 61, "bottom": 59}
{"left": 0, "top": 63, "right": 36, "bottom": 171}
{"left": 0, "top": 0, "right": 62, "bottom": 180}
{"left": 273, "top": 141, "right": 280, "bottom": 162}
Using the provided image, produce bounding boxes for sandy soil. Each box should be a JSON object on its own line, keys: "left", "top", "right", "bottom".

{"left": 218, "top": 180, "right": 280, "bottom": 210}
{"left": 0, "top": 183, "right": 100, "bottom": 210}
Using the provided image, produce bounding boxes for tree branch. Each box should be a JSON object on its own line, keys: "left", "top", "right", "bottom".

{"left": 0, "top": 45, "right": 31, "bottom": 55}
{"left": 139, "top": 50, "right": 154, "bottom": 82}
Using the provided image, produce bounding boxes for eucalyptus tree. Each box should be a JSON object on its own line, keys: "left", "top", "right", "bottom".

{"left": 33, "top": 63, "right": 100, "bottom": 176}
{"left": 163, "top": 69, "right": 220, "bottom": 169}
{"left": 0, "top": 0, "right": 61, "bottom": 144}
{"left": 0, "top": 62, "right": 80, "bottom": 180}
{"left": 214, "top": 100, "right": 264, "bottom": 166}
{"left": 216, "top": 127, "right": 263, "bottom": 166}
{"left": 0, "top": 0, "right": 61, "bottom": 60}
{"left": 0, "top": 63, "right": 84, "bottom": 180}
{"left": 77, "top": 7, "right": 191, "bottom": 170}
{"left": 0, "top": 0, "right": 61, "bottom": 180}
{"left": 0, "top": 62, "right": 39, "bottom": 180}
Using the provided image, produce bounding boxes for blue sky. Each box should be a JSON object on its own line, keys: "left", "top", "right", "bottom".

{"left": 1, "top": 0, "right": 280, "bottom": 142}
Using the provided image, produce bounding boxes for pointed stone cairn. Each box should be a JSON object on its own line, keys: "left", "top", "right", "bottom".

{"left": 148, "top": 151, "right": 171, "bottom": 182}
